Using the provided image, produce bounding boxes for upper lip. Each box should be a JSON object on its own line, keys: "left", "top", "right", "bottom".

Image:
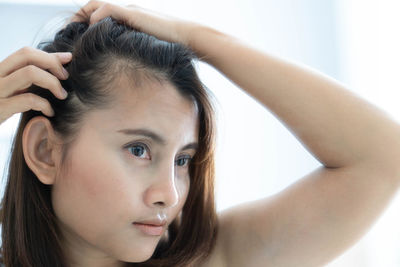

{"left": 133, "top": 219, "right": 167, "bottom": 227}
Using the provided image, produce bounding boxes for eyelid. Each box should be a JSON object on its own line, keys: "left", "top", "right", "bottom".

{"left": 124, "top": 140, "right": 150, "bottom": 150}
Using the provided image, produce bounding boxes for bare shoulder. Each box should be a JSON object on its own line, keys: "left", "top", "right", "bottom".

{"left": 196, "top": 198, "right": 276, "bottom": 267}
{"left": 196, "top": 211, "right": 229, "bottom": 267}
{"left": 198, "top": 164, "right": 400, "bottom": 267}
{"left": 196, "top": 197, "right": 278, "bottom": 267}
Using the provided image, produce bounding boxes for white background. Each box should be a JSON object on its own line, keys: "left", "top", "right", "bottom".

{"left": 0, "top": 0, "right": 399, "bottom": 266}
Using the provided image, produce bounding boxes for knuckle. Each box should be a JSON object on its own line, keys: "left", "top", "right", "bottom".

{"left": 44, "top": 100, "right": 52, "bottom": 110}
{"left": 88, "top": 0, "right": 99, "bottom": 8}
{"left": 50, "top": 52, "right": 59, "bottom": 63}
{"left": 52, "top": 77, "right": 63, "bottom": 90}
{"left": 19, "top": 46, "right": 34, "bottom": 56}
{"left": 24, "top": 65, "right": 37, "bottom": 79}
{"left": 25, "top": 93, "right": 38, "bottom": 106}
{"left": 26, "top": 93, "right": 49, "bottom": 110}
{"left": 51, "top": 55, "right": 64, "bottom": 72}
{"left": 102, "top": 2, "right": 113, "bottom": 12}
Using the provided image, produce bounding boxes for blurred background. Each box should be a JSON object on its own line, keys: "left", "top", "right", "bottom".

{"left": 0, "top": 0, "right": 399, "bottom": 266}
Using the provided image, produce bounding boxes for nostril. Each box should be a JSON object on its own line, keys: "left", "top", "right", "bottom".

{"left": 154, "top": 201, "right": 164, "bottom": 206}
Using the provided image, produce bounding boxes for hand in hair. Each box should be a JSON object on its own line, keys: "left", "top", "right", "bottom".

{"left": 0, "top": 47, "right": 71, "bottom": 125}
{"left": 70, "top": 0, "right": 198, "bottom": 48}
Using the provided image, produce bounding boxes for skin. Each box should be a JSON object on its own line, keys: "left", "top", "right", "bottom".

{"left": 23, "top": 75, "right": 199, "bottom": 267}
{"left": 72, "top": 2, "right": 400, "bottom": 267}
{"left": 3, "top": 1, "right": 397, "bottom": 266}
{"left": 0, "top": 47, "right": 70, "bottom": 124}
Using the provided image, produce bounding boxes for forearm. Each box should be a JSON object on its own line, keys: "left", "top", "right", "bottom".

{"left": 189, "top": 25, "right": 400, "bottom": 170}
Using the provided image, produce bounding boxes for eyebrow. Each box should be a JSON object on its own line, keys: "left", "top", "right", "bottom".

{"left": 117, "top": 128, "right": 199, "bottom": 151}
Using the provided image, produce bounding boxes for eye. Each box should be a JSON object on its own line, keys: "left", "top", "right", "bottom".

{"left": 126, "top": 143, "right": 150, "bottom": 160}
{"left": 176, "top": 156, "right": 192, "bottom": 167}
{"left": 125, "top": 142, "right": 193, "bottom": 166}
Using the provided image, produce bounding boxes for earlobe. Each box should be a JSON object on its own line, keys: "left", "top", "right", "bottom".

{"left": 22, "top": 116, "right": 62, "bottom": 185}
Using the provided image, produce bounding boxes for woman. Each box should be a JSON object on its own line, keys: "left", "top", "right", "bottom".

{"left": 1, "top": 1, "right": 399, "bottom": 266}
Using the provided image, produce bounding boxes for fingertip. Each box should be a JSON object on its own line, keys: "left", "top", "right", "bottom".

{"left": 89, "top": 6, "right": 107, "bottom": 25}
{"left": 69, "top": 15, "right": 82, "bottom": 23}
{"left": 61, "top": 68, "right": 69, "bottom": 79}
{"left": 58, "top": 52, "right": 73, "bottom": 62}
{"left": 47, "top": 108, "right": 55, "bottom": 117}
{"left": 89, "top": 16, "right": 98, "bottom": 25}
{"left": 60, "top": 88, "right": 69, "bottom": 99}
{"left": 69, "top": 17, "right": 77, "bottom": 23}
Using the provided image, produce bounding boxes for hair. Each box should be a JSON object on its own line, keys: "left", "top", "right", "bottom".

{"left": 0, "top": 15, "right": 218, "bottom": 267}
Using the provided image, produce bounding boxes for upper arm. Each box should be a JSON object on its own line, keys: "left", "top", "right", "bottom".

{"left": 216, "top": 163, "right": 400, "bottom": 267}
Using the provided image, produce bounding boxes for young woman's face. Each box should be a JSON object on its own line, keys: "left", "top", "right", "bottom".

{"left": 51, "top": 76, "right": 199, "bottom": 265}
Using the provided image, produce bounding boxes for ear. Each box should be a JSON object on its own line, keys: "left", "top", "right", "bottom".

{"left": 22, "top": 116, "right": 63, "bottom": 185}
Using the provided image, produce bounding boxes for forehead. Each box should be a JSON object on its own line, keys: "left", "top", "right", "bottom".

{"left": 85, "top": 75, "right": 199, "bottom": 142}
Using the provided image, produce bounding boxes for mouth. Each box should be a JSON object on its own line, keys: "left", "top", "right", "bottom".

{"left": 132, "top": 222, "right": 165, "bottom": 236}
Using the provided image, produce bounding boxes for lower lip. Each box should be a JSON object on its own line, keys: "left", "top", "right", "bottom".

{"left": 133, "top": 223, "right": 164, "bottom": 236}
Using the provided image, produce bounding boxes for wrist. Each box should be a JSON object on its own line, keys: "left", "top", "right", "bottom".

{"left": 177, "top": 21, "right": 204, "bottom": 48}
{"left": 185, "top": 23, "right": 233, "bottom": 62}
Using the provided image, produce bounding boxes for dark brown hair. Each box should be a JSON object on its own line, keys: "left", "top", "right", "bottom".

{"left": 0, "top": 15, "right": 218, "bottom": 267}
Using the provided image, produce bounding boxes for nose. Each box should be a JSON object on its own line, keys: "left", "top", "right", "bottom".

{"left": 144, "top": 160, "right": 180, "bottom": 208}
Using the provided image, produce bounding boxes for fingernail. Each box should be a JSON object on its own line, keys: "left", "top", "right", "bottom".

{"left": 61, "top": 88, "right": 68, "bottom": 98}
{"left": 62, "top": 67, "right": 69, "bottom": 78}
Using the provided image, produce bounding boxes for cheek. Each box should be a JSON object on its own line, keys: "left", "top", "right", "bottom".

{"left": 51, "top": 150, "right": 138, "bottom": 243}
{"left": 176, "top": 175, "right": 191, "bottom": 206}
{"left": 54, "top": 156, "right": 128, "bottom": 209}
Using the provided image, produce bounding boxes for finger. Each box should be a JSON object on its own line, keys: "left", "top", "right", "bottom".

{"left": 89, "top": 3, "right": 137, "bottom": 27}
{"left": 0, "top": 47, "right": 71, "bottom": 80}
{"left": 70, "top": 0, "right": 106, "bottom": 23}
{"left": 0, "top": 93, "right": 54, "bottom": 119}
{"left": 89, "top": 3, "right": 114, "bottom": 25}
{"left": 0, "top": 65, "right": 67, "bottom": 100}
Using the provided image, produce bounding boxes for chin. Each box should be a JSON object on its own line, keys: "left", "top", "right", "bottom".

{"left": 117, "top": 243, "right": 158, "bottom": 263}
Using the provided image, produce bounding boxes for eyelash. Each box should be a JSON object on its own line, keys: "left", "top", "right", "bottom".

{"left": 125, "top": 142, "right": 193, "bottom": 167}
